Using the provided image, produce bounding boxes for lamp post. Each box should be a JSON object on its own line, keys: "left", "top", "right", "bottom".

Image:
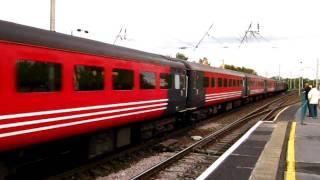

{"left": 299, "top": 61, "right": 303, "bottom": 95}
{"left": 316, "top": 58, "right": 319, "bottom": 89}
{"left": 50, "top": 0, "right": 55, "bottom": 31}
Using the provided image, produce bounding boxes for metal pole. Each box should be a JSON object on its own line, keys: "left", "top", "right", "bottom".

{"left": 50, "top": 0, "right": 56, "bottom": 31}
{"left": 278, "top": 64, "right": 281, "bottom": 80}
{"left": 299, "top": 76, "right": 301, "bottom": 95}
{"left": 316, "top": 58, "right": 319, "bottom": 89}
{"left": 299, "top": 61, "right": 303, "bottom": 95}
{"left": 302, "top": 77, "right": 304, "bottom": 91}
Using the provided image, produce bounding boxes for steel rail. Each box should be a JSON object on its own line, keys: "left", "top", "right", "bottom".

{"left": 130, "top": 94, "right": 294, "bottom": 180}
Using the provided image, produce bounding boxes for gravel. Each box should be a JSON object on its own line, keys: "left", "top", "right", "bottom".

{"left": 96, "top": 152, "right": 174, "bottom": 180}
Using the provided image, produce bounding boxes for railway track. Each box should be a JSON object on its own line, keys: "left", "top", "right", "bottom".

{"left": 130, "top": 93, "right": 297, "bottom": 180}
{"left": 46, "top": 92, "right": 299, "bottom": 180}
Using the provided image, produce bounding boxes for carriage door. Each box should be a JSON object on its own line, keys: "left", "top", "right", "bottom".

{"left": 166, "top": 69, "right": 187, "bottom": 114}
{"left": 187, "top": 71, "right": 205, "bottom": 108}
{"left": 264, "top": 80, "right": 267, "bottom": 93}
{"left": 243, "top": 76, "right": 250, "bottom": 97}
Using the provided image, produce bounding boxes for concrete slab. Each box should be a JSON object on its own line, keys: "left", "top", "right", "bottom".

{"left": 295, "top": 172, "right": 320, "bottom": 180}
{"left": 293, "top": 107, "right": 320, "bottom": 179}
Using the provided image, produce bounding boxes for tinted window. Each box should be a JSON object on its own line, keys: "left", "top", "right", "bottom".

{"left": 180, "top": 75, "right": 185, "bottom": 89}
{"left": 174, "top": 74, "right": 180, "bottom": 89}
{"left": 211, "top": 78, "right": 216, "bottom": 87}
{"left": 113, "top": 69, "right": 134, "bottom": 90}
{"left": 218, "top": 78, "right": 223, "bottom": 87}
{"left": 160, "top": 73, "right": 172, "bottom": 89}
{"left": 140, "top": 72, "right": 156, "bottom": 89}
{"left": 17, "top": 60, "right": 61, "bottom": 92}
{"left": 229, "top": 79, "right": 232, "bottom": 87}
{"left": 224, "top": 79, "right": 228, "bottom": 87}
{"left": 203, "top": 77, "right": 209, "bottom": 88}
{"left": 75, "top": 65, "right": 104, "bottom": 91}
{"left": 233, "top": 80, "right": 236, "bottom": 87}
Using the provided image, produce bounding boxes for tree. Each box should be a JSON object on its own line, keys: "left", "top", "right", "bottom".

{"left": 198, "top": 57, "right": 210, "bottom": 66}
{"left": 224, "top": 64, "right": 258, "bottom": 75}
{"left": 176, "top": 52, "right": 188, "bottom": 60}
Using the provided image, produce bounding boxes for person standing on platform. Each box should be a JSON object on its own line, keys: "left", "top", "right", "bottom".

{"left": 304, "top": 83, "right": 311, "bottom": 117}
{"left": 300, "top": 91, "right": 307, "bottom": 125}
{"left": 308, "top": 84, "right": 320, "bottom": 119}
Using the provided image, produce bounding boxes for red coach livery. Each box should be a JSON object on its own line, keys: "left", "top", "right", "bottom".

{"left": 0, "top": 20, "right": 287, "bottom": 154}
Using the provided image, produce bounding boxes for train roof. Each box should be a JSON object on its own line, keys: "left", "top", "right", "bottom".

{"left": 0, "top": 20, "right": 185, "bottom": 69}
{"left": 244, "top": 73, "right": 269, "bottom": 80}
{"left": 182, "top": 61, "right": 246, "bottom": 77}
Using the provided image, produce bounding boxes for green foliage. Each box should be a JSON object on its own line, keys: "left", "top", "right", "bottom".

{"left": 198, "top": 57, "right": 210, "bottom": 66}
{"left": 224, "top": 64, "right": 257, "bottom": 75}
{"left": 175, "top": 52, "right": 188, "bottom": 60}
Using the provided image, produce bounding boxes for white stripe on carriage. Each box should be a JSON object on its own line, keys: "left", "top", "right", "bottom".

{"left": 206, "top": 92, "right": 241, "bottom": 97}
{"left": 0, "top": 107, "right": 167, "bottom": 138}
{"left": 205, "top": 91, "right": 242, "bottom": 97}
{"left": 205, "top": 93, "right": 241, "bottom": 99}
{"left": 0, "top": 99, "right": 168, "bottom": 120}
{"left": 205, "top": 95, "right": 241, "bottom": 102}
{"left": 0, "top": 103, "right": 167, "bottom": 129}
{"left": 205, "top": 95, "right": 240, "bottom": 101}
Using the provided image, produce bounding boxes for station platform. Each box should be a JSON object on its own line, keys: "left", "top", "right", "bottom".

{"left": 197, "top": 103, "right": 320, "bottom": 180}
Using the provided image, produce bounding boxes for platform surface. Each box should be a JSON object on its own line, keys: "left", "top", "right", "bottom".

{"left": 201, "top": 122, "right": 274, "bottom": 180}
{"left": 288, "top": 108, "right": 320, "bottom": 180}
{"left": 197, "top": 104, "right": 300, "bottom": 180}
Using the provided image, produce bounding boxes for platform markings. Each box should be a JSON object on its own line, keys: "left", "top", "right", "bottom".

{"left": 196, "top": 121, "right": 263, "bottom": 180}
{"left": 286, "top": 122, "right": 296, "bottom": 180}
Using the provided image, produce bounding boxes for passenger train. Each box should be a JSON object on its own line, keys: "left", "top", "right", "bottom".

{"left": 0, "top": 20, "right": 287, "bottom": 163}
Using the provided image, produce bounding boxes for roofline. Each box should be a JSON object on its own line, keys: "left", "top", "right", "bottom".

{"left": 0, "top": 20, "right": 185, "bottom": 68}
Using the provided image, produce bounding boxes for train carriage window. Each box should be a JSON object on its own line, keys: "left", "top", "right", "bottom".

{"left": 228, "top": 79, "right": 232, "bottom": 87}
{"left": 203, "top": 77, "right": 209, "bottom": 88}
{"left": 211, "top": 78, "right": 216, "bottom": 87}
{"left": 140, "top": 72, "right": 156, "bottom": 89}
{"left": 180, "top": 75, "right": 185, "bottom": 89}
{"left": 233, "top": 80, "right": 236, "bottom": 87}
{"left": 174, "top": 74, "right": 180, "bottom": 89}
{"left": 113, "top": 69, "right": 134, "bottom": 90}
{"left": 160, "top": 73, "right": 172, "bottom": 89}
{"left": 75, "top": 65, "right": 104, "bottom": 91}
{"left": 218, "top": 78, "right": 223, "bottom": 87}
{"left": 224, "top": 79, "right": 228, "bottom": 87}
{"left": 17, "top": 60, "right": 61, "bottom": 92}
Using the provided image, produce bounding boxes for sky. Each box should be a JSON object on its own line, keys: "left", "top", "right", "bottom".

{"left": 0, "top": 0, "right": 320, "bottom": 79}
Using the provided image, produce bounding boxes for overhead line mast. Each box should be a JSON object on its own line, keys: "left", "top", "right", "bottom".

{"left": 194, "top": 23, "right": 214, "bottom": 50}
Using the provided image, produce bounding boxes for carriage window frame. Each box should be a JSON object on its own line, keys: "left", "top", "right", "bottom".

{"left": 140, "top": 71, "right": 156, "bottom": 89}
{"left": 211, "top": 78, "right": 216, "bottom": 87}
{"left": 160, "top": 73, "right": 172, "bottom": 89}
{"left": 224, "top": 79, "right": 228, "bottom": 87}
{"left": 218, "top": 78, "right": 223, "bottom": 87}
{"left": 74, "top": 65, "right": 104, "bottom": 91}
{"left": 203, "top": 77, "right": 209, "bottom": 88}
{"left": 112, "top": 68, "right": 134, "bottom": 90}
{"left": 16, "top": 60, "right": 62, "bottom": 93}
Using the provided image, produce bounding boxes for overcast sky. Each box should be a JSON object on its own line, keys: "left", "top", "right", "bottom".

{"left": 1, "top": 0, "right": 319, "bottom": 79}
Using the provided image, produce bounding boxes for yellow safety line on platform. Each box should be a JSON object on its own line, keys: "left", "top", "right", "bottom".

{"left": 286, "top": 122, "right": 296, "bottom": 180}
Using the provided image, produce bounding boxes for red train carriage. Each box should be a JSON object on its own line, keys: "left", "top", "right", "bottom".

{"left": 266, "top": 79, "right": 276, "bottom": 92}
{"left": 0, "top": 20, "right": 288, "bottom": 155}
{"left": 246, "top": 74, "right": 266, "bottom": 96}
{"left": 181, "top": 62, "right": 245, "bottom": 113}
{"left": 0, "top": 20, "right": 187, "bottom": 152}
